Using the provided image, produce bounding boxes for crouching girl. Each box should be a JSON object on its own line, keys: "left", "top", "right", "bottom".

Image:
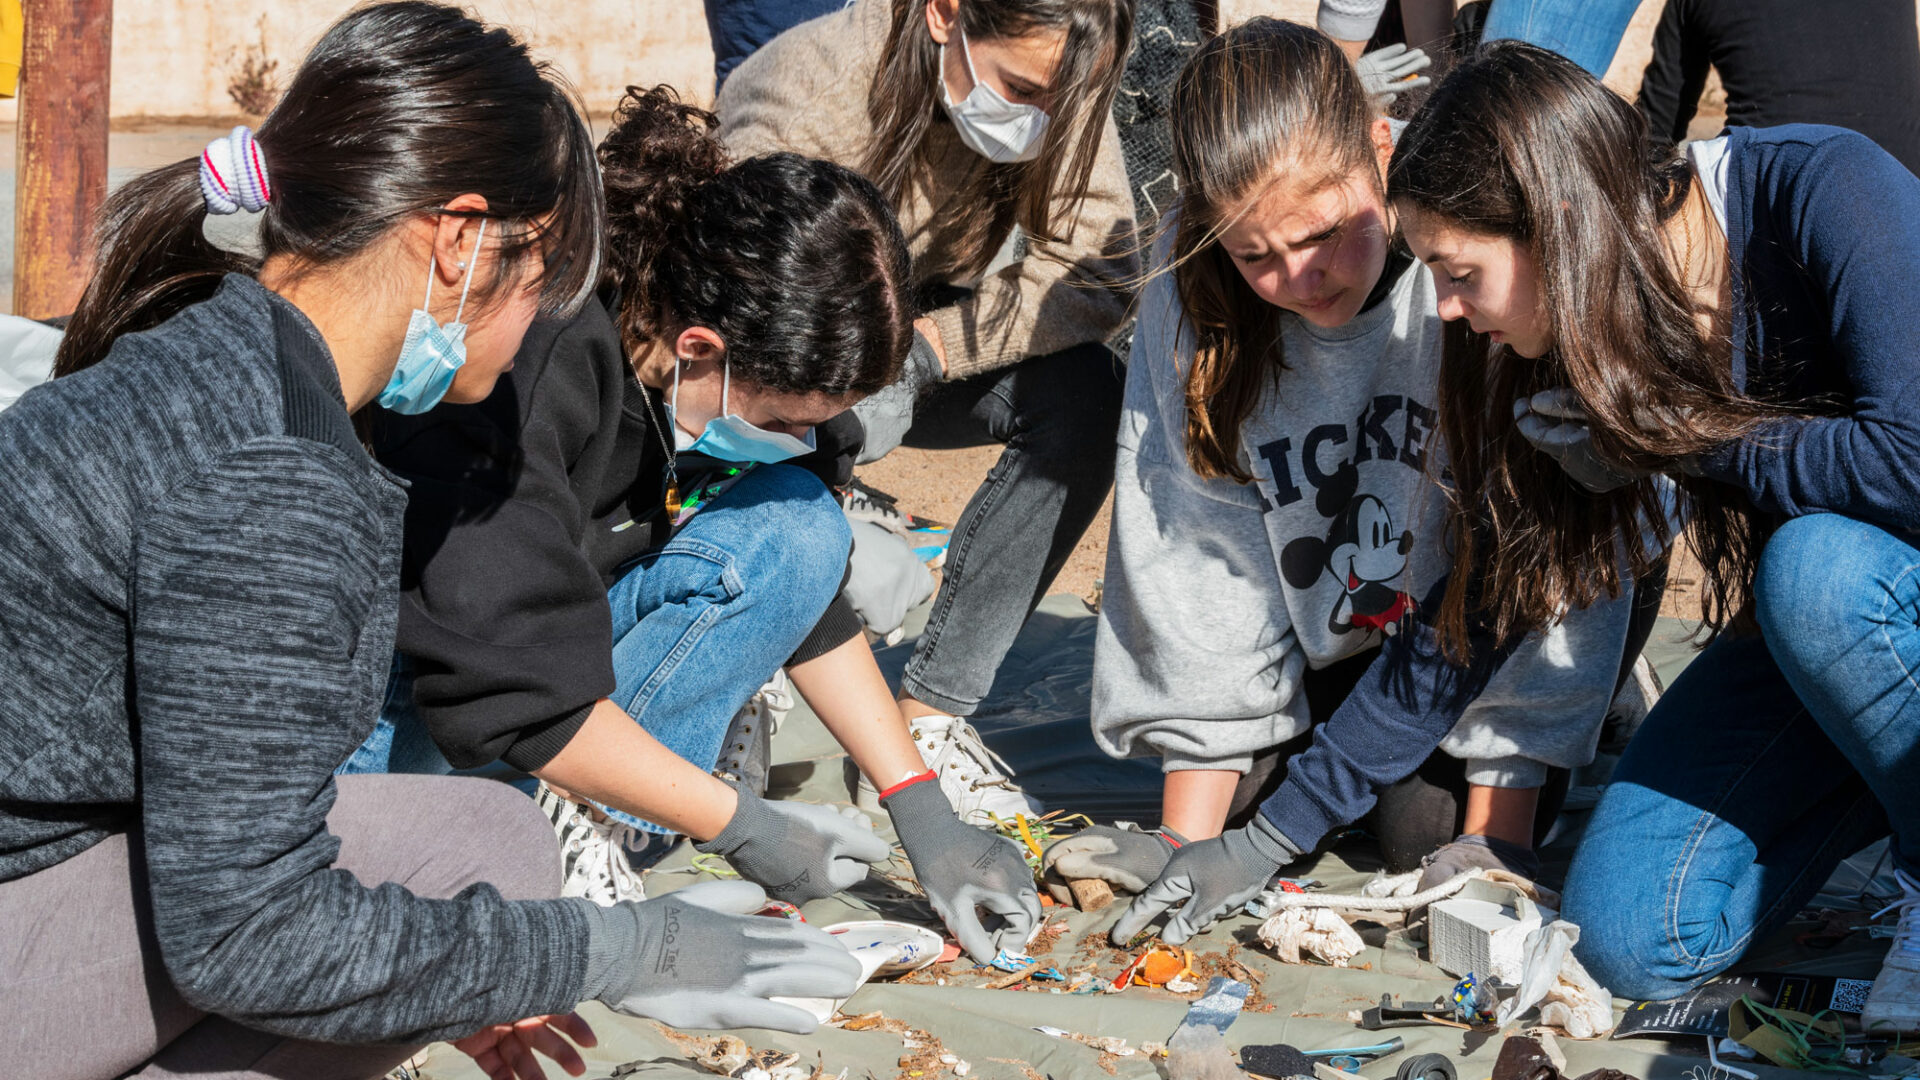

{"left": 363, "top": 86, "right": 1040, "bottom": 965}
{"left": 1045, "top": 20, "right": 1659, "bottom": 943}
{"left": 1391, "top": 42, "right": 1920, "bottom": 1029}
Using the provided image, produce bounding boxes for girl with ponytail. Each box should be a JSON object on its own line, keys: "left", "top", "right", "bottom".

{"left": 358, "top": 85, "right": 1041, "bottom": 968}
{"left": 0, "top": 6, "right": 862, "bottom": 1076}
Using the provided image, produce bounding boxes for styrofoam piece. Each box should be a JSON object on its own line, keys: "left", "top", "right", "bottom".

{"left": 824, "top": 919, "right": 948, "bottom": 977}
{"left": 1427, "top": 879, "right": 1556, "bottom": 985}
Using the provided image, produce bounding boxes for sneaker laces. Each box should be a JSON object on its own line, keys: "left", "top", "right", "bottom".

{"left": 756, "top": 670, "right": 795, "bottom": 727}
{"left": 914, "top": 716, "right": 1018, "bottom": 793}
{"left": 1871, "top": 869, "right": 1920, "bottom": 955}
{"left": 544, "top": 783, "right": 646, "bottom": 902}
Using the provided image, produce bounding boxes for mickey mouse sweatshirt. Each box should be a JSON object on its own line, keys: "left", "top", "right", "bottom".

{"left": 1093, "top": 249, "right": 1636, "bottom": 842}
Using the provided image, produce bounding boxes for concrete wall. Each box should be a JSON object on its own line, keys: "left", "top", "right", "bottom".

{"left": 32, "top": 0, "right": 1913, "bottom": 125}
{"left": 3, "top": 1, "right": 717, "bottom": 124}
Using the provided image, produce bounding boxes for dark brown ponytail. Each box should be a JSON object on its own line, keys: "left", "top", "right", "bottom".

{"left": 56, "top": 0, "right": 604, "bottom": 378}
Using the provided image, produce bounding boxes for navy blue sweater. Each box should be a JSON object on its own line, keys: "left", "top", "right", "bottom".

{"left": 1695, "top": 125, "right": 1920, "bottom": 532}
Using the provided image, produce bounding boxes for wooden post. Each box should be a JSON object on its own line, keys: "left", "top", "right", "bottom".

{"left": 13, "top": 0, "right": 112, "bottom": 319}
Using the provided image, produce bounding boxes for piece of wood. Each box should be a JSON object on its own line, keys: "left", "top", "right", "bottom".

{"left": 1068, "top": 877, "right": 1114, "bottom": 913}
{"left": 14, "top": 0, "right": 113, "bottom": 319}
{"left": 982, "top": 962, "right": 1040, "bottom": 990}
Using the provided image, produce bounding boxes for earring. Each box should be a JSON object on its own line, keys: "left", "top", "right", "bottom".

{"left": 456, "top": 259, "right": 468, "bottom": 270}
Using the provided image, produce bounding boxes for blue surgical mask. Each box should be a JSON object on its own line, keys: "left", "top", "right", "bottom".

{"left": 380, "top": 218, "right": 485, "bottom": 415}
{"left": 940, "top": 29, "right": 1051, "bottom": 164}
{"left": 668, "top": 356, "right": 816, "bottom": 464}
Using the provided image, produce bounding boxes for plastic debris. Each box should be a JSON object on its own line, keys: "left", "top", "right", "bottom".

{"left": 1168, "top": 1029, "right": 1237, "bottom": 1080}
{"left": 1166, "top": 983, "right": 1248, "bottom": 1080}
{"left": 1166, "top": 976, "right": 1200, "bottom": 993}
{"left": 825, "top": 920, "right": 946, "bottom": 978}
{"left": 1450, "top": 973, "right": 1499, "bottom": 1024}
{"left": 1257, "top": 907, "right": 1367, "bottom": 966}
{"left": 987, "top": 948, "right": 1037, "bottom": 972}
{"left": 1497, "top": 921, "right": 1615, "bottom": 1038}
{"left": 695, "top": 1036, "right": 753, "bottom": 1076}
{"left": 1034, "top": 1026, "right": 1138, "bottom": 1056}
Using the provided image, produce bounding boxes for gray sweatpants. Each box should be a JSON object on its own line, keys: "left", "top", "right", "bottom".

{"left": 1, "top": 774, "right": 563, "bottom": 1080}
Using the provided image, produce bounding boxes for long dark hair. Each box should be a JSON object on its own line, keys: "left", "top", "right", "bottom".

{"left": 1388, "top": 41, "right": 1783, "bottom": 655}
{"left": 599, "top": 85, "right": 912, "bottom": 396}
{"left": 55, "top": 1, "right": 604, "bottom": 377}
{"left": 1166, "top": 18, "right": 1378, "bottom": 481}
{"left": 862, "top": 0, "right": 1131, "bottom": 281}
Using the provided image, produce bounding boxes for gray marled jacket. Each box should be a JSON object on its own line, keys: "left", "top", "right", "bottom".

{"left": 0, "top": 275, "right": 591, "bottom": 1042}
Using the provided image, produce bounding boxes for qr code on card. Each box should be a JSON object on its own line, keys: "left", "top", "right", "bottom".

{"left": 1830, "top": 978, "right": 1874, "bottom": 1014}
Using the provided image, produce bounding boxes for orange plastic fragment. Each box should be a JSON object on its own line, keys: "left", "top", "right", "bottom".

{"left": 1135, "top": 946, "right": 1195, "bottom": 986}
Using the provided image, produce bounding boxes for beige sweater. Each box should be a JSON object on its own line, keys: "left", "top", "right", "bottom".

{"left": 716, "top": 0, "right": 1141, "bottom": 380}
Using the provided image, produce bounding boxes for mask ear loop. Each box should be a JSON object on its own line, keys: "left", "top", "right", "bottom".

{"left": 451, "top": 217, "right": 487, "bottom": 326}
{"left": 957, "top": 27, "right": 982, "bottom": 87}
{"left": 720, "top": 353, "right": 732, "bottom": 418}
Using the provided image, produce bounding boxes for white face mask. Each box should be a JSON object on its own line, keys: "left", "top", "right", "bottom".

{"left": 939, "top": 28, "right": 1051, "bottom": 164}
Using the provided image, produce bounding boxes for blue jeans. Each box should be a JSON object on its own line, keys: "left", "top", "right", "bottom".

{"left": 341, "top": 464, "right": 851, "bottom": 834}
{"left": 1563, "top": 514, "right": 1920, "bottom": 1000}
{"left": 1482, "top": 0, "right": 1640, "bottom": 77}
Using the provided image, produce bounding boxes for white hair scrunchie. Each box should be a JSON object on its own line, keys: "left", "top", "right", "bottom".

{"left": 198, "top": 125, "right": 272, "bottom": 215}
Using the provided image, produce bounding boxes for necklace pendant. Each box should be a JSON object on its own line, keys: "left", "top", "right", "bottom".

{"left": 664, "top": 478, "right": 682, "bottom": 517}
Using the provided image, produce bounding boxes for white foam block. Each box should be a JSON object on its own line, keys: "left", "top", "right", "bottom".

{"left": 1427, "top": 880, "right": 1554, "bottom": 984}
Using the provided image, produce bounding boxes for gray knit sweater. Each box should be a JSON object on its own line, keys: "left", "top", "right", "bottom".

{"left": 0, "top": 275, "right": 592, "bottom": 1042}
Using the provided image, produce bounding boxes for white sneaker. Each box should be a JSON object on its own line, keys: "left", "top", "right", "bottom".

{"left": 850, "top": 713, "right": 1042, "bottom": 827}
{"left": 714, "top": 671, "right": 795, "bottom": 797}
{"left": 1864, "top": 869, "right": 1920, "bottom": 1033}
{"left": 535, "top": 781, "right": 647, "bottom": 906}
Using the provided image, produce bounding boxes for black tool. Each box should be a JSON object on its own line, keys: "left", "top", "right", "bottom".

{"left": 1241, "top": 1044, "right": 1317, "bottom": 1079}
{"left": 1360, "top": 993, "right": 1458, "bottom": 1030}
{"left": 1396, "top": 1054, "right": 1456, "bottom": 1080}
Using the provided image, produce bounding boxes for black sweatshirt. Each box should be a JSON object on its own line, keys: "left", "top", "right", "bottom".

{"left": 374, "top": 289, "right": 862, "bottom": 771}
{"left": 0, "top": 275, "right": 590, "bottom": 1041}
{"left": 1638, "top": 0, "right": 1920, "bottom": 176}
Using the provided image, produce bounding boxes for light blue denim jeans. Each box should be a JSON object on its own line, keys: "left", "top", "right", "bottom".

{"left": 1562, "top": 513, "right": 1919, "bottom": 1000}
{"left": 1482, "top": 0, "right": 1641, "bottom": 77}
{"left": 340, "top": 464, "right": 851, "bottom": 835}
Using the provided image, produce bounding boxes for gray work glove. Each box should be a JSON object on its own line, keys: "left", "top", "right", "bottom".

{"left": 883, "top": 775, "right": 1042, "bottom": 964}
{"left": 1415, "top": 832, "right": 1541, "bottom": 894}
{"left": 1355, "top": 43, "right": 1432, "bottom": 106}
{"left": 580, "top": 880, "right": 862, "bottom": 1034}
{"left": 1041, "top": 824, "right": 1188, "bottom": 894}
{"left": 1109, "top": 814, "right": 1299, "bottom": 947}
{"left": 695, "top": 786, "right": 891, "bottom": 904}
{"left": 1514, "top": 388, "right": 1648, "bottom": 493}
{"left": 851, "top": 331, "right": 943, "bottom": 465}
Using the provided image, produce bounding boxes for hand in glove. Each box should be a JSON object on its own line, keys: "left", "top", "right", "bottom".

{"left": 883, "top": 773, "right": 1043, "bottom": 964}
{"left": 1414, "top": 832, "right": 1541, "bottom": 893}
{"left": 695, "top": 785, "right": 890, "bottom": 904}
{"left": 582, "top": 880, "right": 862, "bottom": 1034}
{"left": 852, "top": 331, "right": 944, "bottom": 466}
{"left": 1514, "top": 388, "right": 1649, "bottom": 493}
{"left": 1355, "top": 43, "right": 1433, "bottom": 106}
{"left": 1108, "top": 814, "right": 1298, "bottom": 947}
{"left": 1041, "top": 825, "right": 1188, "bottom": 894}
